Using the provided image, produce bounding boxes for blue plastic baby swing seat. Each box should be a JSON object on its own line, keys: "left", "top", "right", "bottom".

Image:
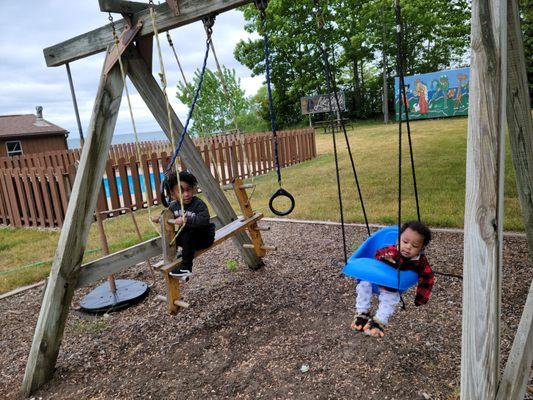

{"left": 342, "top": 226, "right": 419, "bottom": 292}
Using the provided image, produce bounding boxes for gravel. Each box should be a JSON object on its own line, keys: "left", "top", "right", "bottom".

{"left": 0, "top": 221, "right": 531, "bottom": 400}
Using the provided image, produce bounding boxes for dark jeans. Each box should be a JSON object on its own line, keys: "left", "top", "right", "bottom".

{"left": 176, "top": 227, "right": 215, "bottom": 271}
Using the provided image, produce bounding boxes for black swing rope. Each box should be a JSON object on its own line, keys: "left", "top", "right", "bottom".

{"left": 161, "top": 16, "right": 215, "bottom": 207}
{"left": 254, "top": 0, "right": 295, "bottom": 217}
{"left": 314, "top": 0, "right": 371, "bottom": 263}
{"left": 394, "top": 1, "right": 462, "bottom": 281}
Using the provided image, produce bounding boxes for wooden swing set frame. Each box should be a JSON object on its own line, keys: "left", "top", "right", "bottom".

{"left": 20, "top": 1, "right": 533, "bottom": 399}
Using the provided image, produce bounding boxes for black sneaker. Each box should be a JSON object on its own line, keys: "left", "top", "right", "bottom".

{"left": 169, "top": 267, "right": 192, "bottom": 278}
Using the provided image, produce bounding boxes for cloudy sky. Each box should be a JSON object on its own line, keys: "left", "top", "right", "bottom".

{"left": 0, "top": 1, "right": 262, "bottom": 139}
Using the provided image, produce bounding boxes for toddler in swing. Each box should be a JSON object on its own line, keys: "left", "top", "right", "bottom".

{"left": 152, "top": 171, "right": 215, "bottom": 278}
{"left": 352, "top": 221, "right": 434, "bottom": 337}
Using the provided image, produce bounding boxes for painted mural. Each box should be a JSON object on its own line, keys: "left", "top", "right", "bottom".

{"left": 394, "top": 67, "right": 469, "bottom": 120}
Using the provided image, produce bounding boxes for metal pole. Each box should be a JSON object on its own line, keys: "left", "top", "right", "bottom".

{"left": 65, "top": 63, "right": 85, "bottom": 147}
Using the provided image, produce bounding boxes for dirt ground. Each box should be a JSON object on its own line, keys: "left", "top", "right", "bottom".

{"left": 0, "top": 222, "right": 531, "bottom": 400}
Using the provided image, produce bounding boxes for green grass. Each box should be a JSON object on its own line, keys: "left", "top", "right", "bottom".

{"left": 227, "top": 116, "right": 522, "bottom": 230}
{"left": 0, "top": 117, "right": 524, "bottom": 294}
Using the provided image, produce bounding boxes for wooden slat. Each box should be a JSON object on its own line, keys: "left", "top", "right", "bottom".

{"left": 96, "top": 180, "right": 109, "bottom": 217}
{"left": 105, "top": 160, "right": 121, "bottom": 210}
{"left": 46, "top": 168, "right": 63, "bottom": 227}
{"left": 4, "top": 169, "right": 22, "bottom": 227}
{"left": 0, "top": 170, "right": 16, "bottom": 226}
{"left": 20, "top": 168, "right": 38, "bottom": 226}
{"left": 151, "top": 153, "right": 162, "bottom": 204}
{"left": 0, "top": 171, "right": 8, "bottom": 224}
{"left": 12, "top": 168, "right": 30, "bottom": 226}
{"left": 130, "top": 156, "right": 143, "bottom": 209}
{"left": 22, "top": 57, "right": 125, "bottom": 396}
{"left": 56, "top": 169, "right": 70, "bottom": 217}
{"left": 117, "top": 157, "right": 131, "bottom": 209}
{"left": 140, "top": 154, "right": 153, "bottom": 206}
{"left": 29, "top": 170, "right": 46, "bottom": 227}
{"left": 37, "top": 169, "right": 53, "bottom": 227}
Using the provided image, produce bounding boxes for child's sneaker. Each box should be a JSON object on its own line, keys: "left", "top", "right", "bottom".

{"left": 363, "top": 318, "right": 385, "bottom": 338}
{"left": 350, "top": 312, "right": 371, "bottom": 332}
{"left": 169, "top": 267, "right": 192, "bottom": 278}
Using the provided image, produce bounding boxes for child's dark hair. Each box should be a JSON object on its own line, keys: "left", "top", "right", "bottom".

{"left": 400, "top": 221, "right": 432, "bottom": 246}
{"left": 166, "top": 170, "right": 198, "bottom": 190}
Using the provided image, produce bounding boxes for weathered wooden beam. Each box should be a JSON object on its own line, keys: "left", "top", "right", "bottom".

{"left": 43, "top": 0, "right": 251, "bottom": 67}
{"left": 76, "top": 237, "right": 162, "bottom": 288}
{"left": 21, "top": 52, "right": 125, "bottom": 396}
{"left": 506, "top": 0, "right": 533, "bottom": 260}
{"left": 496, "top": 280, "right": 533, "bottom": 400}
{"left": 125, "top": 46, "right": 263, "bottom": 270}
{"left": 77, "top": 215, "right": 221, "bottom": 288}
{"left": 460, "top": 0, "right": 508, "bottom": 399}
{"left": 98, "top": 0, "right": 149, "bottom": 14}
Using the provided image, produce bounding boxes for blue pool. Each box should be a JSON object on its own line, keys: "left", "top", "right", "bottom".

{"left": 102, "top": 171, "right": 166, "bottom": 198}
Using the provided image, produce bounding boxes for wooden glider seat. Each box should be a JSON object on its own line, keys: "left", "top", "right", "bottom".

{"left": 155, "top": 178, "right": 275, "bottom": 314}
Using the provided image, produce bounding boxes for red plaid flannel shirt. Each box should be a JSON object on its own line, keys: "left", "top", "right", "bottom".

{"left": 375, "top": 245, "right": 434, "bottom": 306}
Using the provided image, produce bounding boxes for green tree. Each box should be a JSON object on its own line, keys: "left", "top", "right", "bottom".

{"left": 235, "top": 0, "right": 336, "bottom": 127}
{"left": 176, "top": 66, "right": 249, "bottom": 136}
{"left": 236, "top": 86, "right": 270, "bottom": 133}
{"left": 235, "top": 0, "right": 471, "bottom": 122}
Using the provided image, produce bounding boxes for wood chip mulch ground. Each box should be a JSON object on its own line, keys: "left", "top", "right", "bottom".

{"left": 0, "top": 221, "right": 531, "bottom": 400}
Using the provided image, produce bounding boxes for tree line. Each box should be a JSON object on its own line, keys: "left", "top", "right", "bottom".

{"left": 178, "top": 0, "right": 532, "bottom": 134}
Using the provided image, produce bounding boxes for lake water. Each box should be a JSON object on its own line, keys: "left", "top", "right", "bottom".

{"left": 67, "top": 130, "right": 168, "bottom": 149}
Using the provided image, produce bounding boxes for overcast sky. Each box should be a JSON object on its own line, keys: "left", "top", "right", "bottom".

{"left": 0, "top": 1, "right": 262, "bottom": 138}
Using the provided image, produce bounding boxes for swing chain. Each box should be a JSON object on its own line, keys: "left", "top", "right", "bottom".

{"left": 202, "top": 15, "right": 215, "bottom": 39}
{"left": 108, "top": 12, "right": 116, "bottom": 37}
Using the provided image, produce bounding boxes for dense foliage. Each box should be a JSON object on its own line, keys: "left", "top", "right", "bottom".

{"left": 234, "top": 0, "right": 471, "bottom": 126}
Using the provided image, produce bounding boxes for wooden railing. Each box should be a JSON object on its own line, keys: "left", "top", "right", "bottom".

{"left": 0, "top": 129, "right": 316, "bottom": 228}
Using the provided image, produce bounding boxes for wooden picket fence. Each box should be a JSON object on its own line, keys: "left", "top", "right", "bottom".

{"left": 0, "top": 129, "right": 316, "bottom": 228}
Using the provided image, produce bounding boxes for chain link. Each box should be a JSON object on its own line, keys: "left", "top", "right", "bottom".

{"left": 108, "top": 12, "right": 119, "bottom": 44}
{"left": 202, "top": 15, "right": 215, "bottom": 40}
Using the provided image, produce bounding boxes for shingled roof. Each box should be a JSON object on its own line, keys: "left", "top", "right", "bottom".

{"left": 0, "top": 114, "right": 68, "bottom": 139}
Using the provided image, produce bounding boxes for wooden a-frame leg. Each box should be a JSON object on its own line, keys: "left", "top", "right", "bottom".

{"left": 21, "top": 54, "right": 125, "bottom": 396}
{"left": 124, "top": 46, "right": 263, "bottom": 271}
{"left": 232, "top": 178, "right": 266, "bottom": 257}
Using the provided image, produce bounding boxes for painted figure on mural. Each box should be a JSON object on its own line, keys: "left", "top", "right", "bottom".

{"left": 413, "top": 79, "right": 428, "bottom": 115}
{"left": 454, "top": 73, "right": 468, "bottom": 109}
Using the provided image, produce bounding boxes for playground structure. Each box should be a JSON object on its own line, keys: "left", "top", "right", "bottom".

{"left": 19, "top": 1, "right": 533, "bottom": 400}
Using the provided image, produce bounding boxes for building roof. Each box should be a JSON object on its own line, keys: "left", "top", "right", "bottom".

{"left": 0, "top": 114, "right": 68, "bottom": 139}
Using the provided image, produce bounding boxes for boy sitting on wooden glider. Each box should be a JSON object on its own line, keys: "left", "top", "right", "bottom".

{"left": 352, "top": 221, "right": 434, "bottom": 337}
{"left": 152, "top": 171, "right": 215, "bottom": 278}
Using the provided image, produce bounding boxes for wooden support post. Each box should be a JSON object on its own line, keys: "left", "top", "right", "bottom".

{"left": 233, "top": 178, "right": 266, "bottom": 257}
{"left": 160, "top": 208, "right": 181, "bottom": 314}
{"left": 461, "top": 1, "right": 507, "bottom": 399}
{"left": 125, "top": 47, "right": 263, "bottom": 270}
{"left": 496, "top": 280, "right": 533, "bottom": 400}
{"left": 22, "top": 54, "right": 125, "bottom": 396}
{"left": 506, "top": 0, "right": 533, "bottom": 260}
{"left": 492, "top": 3, "right": 533, "bottom": 398}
